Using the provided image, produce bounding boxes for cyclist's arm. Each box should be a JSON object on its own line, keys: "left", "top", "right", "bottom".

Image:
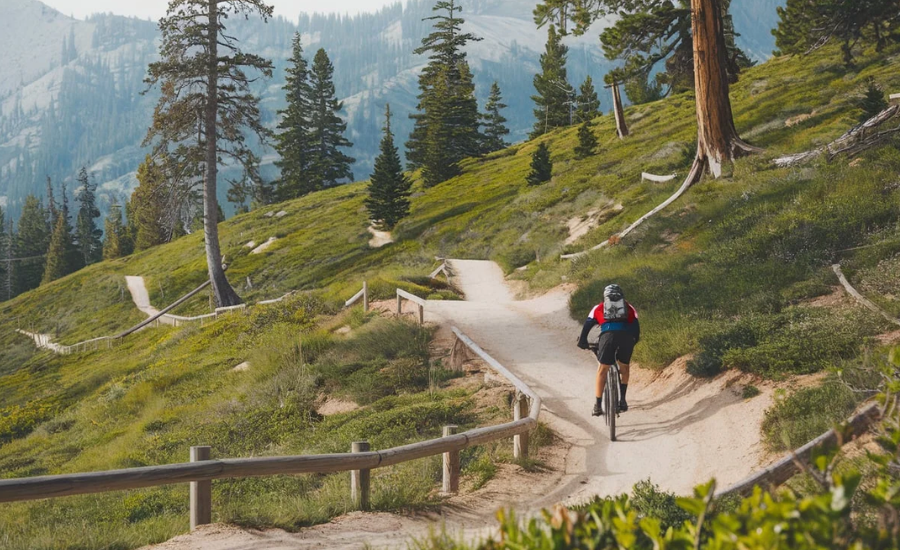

{"left": 577, "top": 317, "right": 597, "bottom": 349}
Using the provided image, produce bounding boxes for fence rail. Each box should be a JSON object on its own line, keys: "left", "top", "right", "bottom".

{"left": 344, "top": 282, "right": 369, "bottom": 311}
{"left": 397, "top": 289, "right": 426, "bottom": 324}
{"left": 0, "top": 323, "right": 540, "bottom": 535}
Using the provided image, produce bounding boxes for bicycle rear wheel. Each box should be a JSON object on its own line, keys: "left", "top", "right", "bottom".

{"left": 606, "top": 368, "right": 618, "bottom": 441}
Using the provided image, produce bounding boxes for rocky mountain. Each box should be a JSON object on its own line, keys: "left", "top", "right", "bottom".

{"left": 0, "top": 0, "right": 783, "bottom": 221}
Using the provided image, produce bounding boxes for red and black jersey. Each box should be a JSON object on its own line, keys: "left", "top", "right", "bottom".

{"left": 577, "top": 301, "right": 640, "bottom": 349}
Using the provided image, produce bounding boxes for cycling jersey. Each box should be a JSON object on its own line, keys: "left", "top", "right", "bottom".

{"left": 577, "top": 301, "right": 640, "bottom": 349}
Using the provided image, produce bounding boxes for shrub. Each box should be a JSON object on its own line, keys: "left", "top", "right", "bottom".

{"left": 761, "top": 376, "right": 858, "bottom": 452}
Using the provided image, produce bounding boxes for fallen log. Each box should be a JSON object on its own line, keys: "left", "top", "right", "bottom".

{"left": 773, "top": 105, "right": 900, "bottom": 168}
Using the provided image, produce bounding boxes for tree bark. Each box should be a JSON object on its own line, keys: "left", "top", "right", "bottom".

{"left": 204, "top": 0, "right": 242, "bottom": 307}
{"left": 691, "top": 0, "right": 759, "bottom": 178}
{"left": 611, "top": 81, "right": 629, "bottom": 139}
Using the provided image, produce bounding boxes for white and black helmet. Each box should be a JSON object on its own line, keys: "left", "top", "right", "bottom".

{"left": 604, "top": 284, "right": 624, "bottom": 301}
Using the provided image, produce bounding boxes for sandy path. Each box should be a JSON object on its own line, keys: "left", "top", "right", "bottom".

{"left": 125, "top": 276, "right": 176, "bottom": 326}
{"left": 426, "top": 260, "right": 776, "bottom": 501}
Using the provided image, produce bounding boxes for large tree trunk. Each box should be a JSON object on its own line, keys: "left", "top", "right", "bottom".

{"left": 690, "top": 0, "right": 759, "bottom": 179}
{"left": 204, "top": 0, "right": 242, "bottom": 307}
{"left": 610, "top": 81, "right": 629, "bottom": 139}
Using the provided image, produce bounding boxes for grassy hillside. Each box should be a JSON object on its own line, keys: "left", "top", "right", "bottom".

{"left": 0, "top": 42, "right": 899, "bottom": 549}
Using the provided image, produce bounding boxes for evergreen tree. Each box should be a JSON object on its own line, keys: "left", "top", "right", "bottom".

{"left": 575, "top": 120, "right": 598, "bottom": 159}
{"left": 307, "top": 48, "right": 356, "bottom": 190}
{"left": 365, "top": 105, "right": 412, "bottom": 230}
{"left": 406, "top": 0, "right": 483, "bottom": 187}
{"left": 858, "top": 77, "right": 888, "bottom": 122}
{"left": 274, "top": 33, "right": 314, "bottom": 199}
{"left": 3, "top": 218, "right": 13, "bottom": 302}
{"left": 526, "top": 142, "right": 553, "bottom": 186}
{"left": 481, "top": 81, "right": 510, "bottom": 154}
{"left": 15, "top": 195, "right": 49, "bottom": 294}
{"left": 58, "top": 179, "right": 84, "bottom": 273}
{"left": 531, "top": 24, "right": 574, "bottom": 138}
{"left": 75, "top": 167, "right": 103, "bottom": 265}
{"left": 45, "top": 176, "right": 58, "bottom": 225}
{"left": 102, "top": 201, "right": 127, "bottom": 260}
{"left": 42, "top": 214, "right": 76, "bottom": 285}
{"left": 129, "top": 157, "right": 169, "bottom": 251}
{"left": 145, "top": 0, "right": 275, "bottom": 307}
{"left": 576, "top": 76, "right": 601, "bottom": 122}
{"left": 774, "top": 0, "right": 898, "bottom": 65}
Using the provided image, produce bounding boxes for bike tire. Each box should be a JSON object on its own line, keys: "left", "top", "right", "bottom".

{"left": 607, "top": 369, "right": 618, "bottom": 442}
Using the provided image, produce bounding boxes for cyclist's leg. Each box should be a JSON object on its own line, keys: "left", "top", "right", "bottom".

{"left": 618, "top": 361, "right": 630, "bottom": 384}
{"left": 595, "top": 362, "right": 611, "bottom": 401}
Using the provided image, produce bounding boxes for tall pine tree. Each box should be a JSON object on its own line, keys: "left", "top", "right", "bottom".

{"left": 14, "top": 195, "right": 49, "bottom": 295}
{"left": 307, "top": 48, "right": 356, "bottom": 190}
{"left": 365, "top": 105, "right": 412, "bottom": 231}
{"left": 145, "top": 0, "right": 275, "bottom": 307}
{"left": 274, "top": 33, "right": 314, "bottom": 200}
{"left": 531, "top": 24, "right": 574, "bottom": 138}
{"left": 102, "top": 201, "right": 127, "bottom": 260}
{"left": 406, "top": 0, "right": 483, "bottom": 187}
{"left": 576, "top": 76, "right": 601, "bottom": 122}
{"left": 42, "top": 214, "right": 76, "bottom": 285}
{"left": 75, "top": 167, "right": 103, "bottom": 266}
{"left": 129, "top": 157, "right": 170, "bottom": 251}
{"left": 481, "top": 82, "right": 510, "bottom": 154}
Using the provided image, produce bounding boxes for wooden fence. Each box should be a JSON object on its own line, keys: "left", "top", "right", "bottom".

{"left": 397, "top": 289, "right": 426, "bottom": 324}
{"left": 344, "top": 282, "right": 369, "bottom": 312}
{"left": 0, "top": 324, "right": 541, "bottom": 532}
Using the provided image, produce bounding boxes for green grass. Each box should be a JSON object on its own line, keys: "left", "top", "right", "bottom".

{"left": 2, "top": 42, "right": 900, "bottom": 548}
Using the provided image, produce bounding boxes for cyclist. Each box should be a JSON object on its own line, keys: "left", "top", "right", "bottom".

{"left": 576, "top": 284, "right": 640, "bottom": 416}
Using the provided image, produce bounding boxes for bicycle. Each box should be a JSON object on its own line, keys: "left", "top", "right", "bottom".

{"left": 589, "top": 342, "right": 621, "bottom": 442}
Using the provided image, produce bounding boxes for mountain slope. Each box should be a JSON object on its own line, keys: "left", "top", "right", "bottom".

{"left": 0, "top": 40, "right": 899, "bottom": 550}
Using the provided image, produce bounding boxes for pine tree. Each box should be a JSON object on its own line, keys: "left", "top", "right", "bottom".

{"left": 58, "top": 179, "right": 84, "bottom": 273}
{"left": 274, "top": 33, "right": 314, "bottom": 200}
{"left": 14, "top": 195, "right": 49, "bottom": 294}
{"left": 145, "top": 0, "right": 275, "bottom": 307}
{"left": 406, "top": 0, "right": 483, "bottom": 187}
{"left": 576, "top": 76, "right": 601, "bottom": 122}
{"left": 3, "top": 218, "right": 13, "bottom": 302}
{"left": 129, "top": 157, "right": 169, "bottom": 251}
{"left": 42, "top": 214, "right": 76, "bottom": 285}
{"left": 0, "top": 207, "right": 5, "bottom": 301}
{"left": 481, "top": 81, "right": 510, "bottom": 154}
{"left": 75, "top": 167, "right": 103, "bottom": 266}
{"left": 575, "top": 121, "right": 598, "bottom": 159}
{"left": 531, "top": 24, "right": 574, "bottom": 138}
{"left": 859, "top": 78, "right": 888, "bottom": 122}
{"left": 45, "top": 176, "right": 58, "bottom": 225}
{"left": 526, "top": 142, "right": 553, "bottom": 186}
{"left": 307, "top": 48, "right": 356, "bottom": 190}
{"left": 102, "top": 201, "right": 127, "bottom": 260}
{"left": 365, "top": 105, "right": 413, "bottom": 231}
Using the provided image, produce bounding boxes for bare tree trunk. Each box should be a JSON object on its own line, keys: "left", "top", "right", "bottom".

{"left": 611, "top": 81, "right": 629, "bottom": 139}
{"left": 691, "top": 0, "right": 759, "bottom": 179}
{"left": 204, "top": 0, "right": 242, "bottom": 307}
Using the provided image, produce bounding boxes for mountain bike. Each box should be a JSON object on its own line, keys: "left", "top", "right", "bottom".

{"left": 589, "top": 342, "right": 620, "bottom": 442}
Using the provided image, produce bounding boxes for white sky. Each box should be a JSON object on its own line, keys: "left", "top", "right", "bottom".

{"left": 42, "top": 0, "right": 399, "bottom": 21}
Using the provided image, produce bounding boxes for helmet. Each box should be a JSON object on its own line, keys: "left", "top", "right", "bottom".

{"left": 604, "top": 284, "right": 624, "bottom": 301}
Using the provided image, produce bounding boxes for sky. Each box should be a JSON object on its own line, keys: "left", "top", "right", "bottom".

{"left": 42, "top": 0, "right": 399, "bottom": 21}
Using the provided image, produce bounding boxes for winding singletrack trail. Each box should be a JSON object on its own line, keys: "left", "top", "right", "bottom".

{"left": 146, "top": 260, "right": 781, "bottom": 550}
{"left": 427, "top": 260, "right": 775, "bottom": 502}
{"left": 125, "top": 276, "right": 176, "bottom": 326}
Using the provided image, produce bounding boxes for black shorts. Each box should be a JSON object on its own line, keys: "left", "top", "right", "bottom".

{"left": 595, "top": 331, "right": 636, "bottom": 365}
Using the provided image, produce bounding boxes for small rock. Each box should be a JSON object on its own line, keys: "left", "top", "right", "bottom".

{"left": 232, "top": 361, "right": 250, "bottom": 372}
{"left": 244, "top": 241, "right": 257, "bottom": 249}
{"left": 264, "top": 211, "right": 275, "bottom": 218}
{"left": 276, "top": 210, "right": 288, "bottom": 218}
{"left": 251, "top": 237, "right": 278, "bottom": 255}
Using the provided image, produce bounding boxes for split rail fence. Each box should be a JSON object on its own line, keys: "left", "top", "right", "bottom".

{"left": 0, "top": 320, "right": 540, "bottom": 532}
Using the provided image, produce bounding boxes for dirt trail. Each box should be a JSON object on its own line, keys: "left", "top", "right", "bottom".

{"left": 145, "top": 260, "right": 783, "bottom": 549}
{"left": 125, "top": 275, "right": 176, "bottom": 326}
{"left": 426, "top": 260, "right": 776, "bottom": 501}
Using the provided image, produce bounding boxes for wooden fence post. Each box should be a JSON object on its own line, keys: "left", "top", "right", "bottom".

{"left": 351, "top": 441, "right": 371, "bottom": 510}
{"left": 418, "top": 303, "right": 424, "bottom": 325}
{"left": 396, "top": 292, "right": 402, "bottom": 315}
{"left": 442, "top": 425, "right": 460, "bottom": 494}
{"left": 363, "top": 281, "right": 369, "bottom": 312}
{"left": 513, "top": 394, "right": 529, "bottom": 460}
{"left": 190, "top": 446, "right": 212, "bottom": 530}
